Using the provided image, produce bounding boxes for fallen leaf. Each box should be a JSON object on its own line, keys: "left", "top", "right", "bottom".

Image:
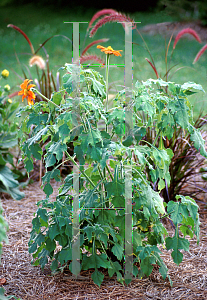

{"left": 0, "top": 278, "right": 6, "bottom": 285}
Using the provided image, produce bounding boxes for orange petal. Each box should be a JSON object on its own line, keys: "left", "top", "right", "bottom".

{"left": 28, "top": 90, "right": 35, "bottom": 99}
{"left": 27, "top": 97, "right": 34, "bottom": 105}
{"left": 97, "top": 45, "right": 105, "bottom": 49}
{"left": 20, "top": 82, "right": 27, "bottom": 89}
{"left": 28, "top": 84, "right": 36, "bottom": 89}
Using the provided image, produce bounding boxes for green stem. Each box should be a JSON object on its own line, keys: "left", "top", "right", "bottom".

{"left": 103, "top": 166, "right": 109, "bottom": 208}
{"left": 97, "top": 164, "right": 104, "bottom": 180}
{"left": 132, "top": 167, "right": 148, "bottom": 186}
{"left": 152, "top": 129, "right": 161, "bottom": 147}
{"left": 33, "top": 88, "right": 59, "bottom": 108}
{"left": 106, "top": 54, "right": 110, "bottom": 111}
{"left": 65, "top": 151, "right": 96, "bottom": 188}
{"left": 106, "top": 163, "right": 113, "bottom": 181}
{"left": 105, "top": 54, "right": 110, "bottom": 133}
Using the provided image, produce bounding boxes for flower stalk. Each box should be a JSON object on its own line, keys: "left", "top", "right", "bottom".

{"left": 33, "top": 88, "right": 59, "bottom": 108}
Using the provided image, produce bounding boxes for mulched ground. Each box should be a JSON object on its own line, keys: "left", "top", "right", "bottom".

{"left": 1, "top": 179, "right": 207, "bottom": 300}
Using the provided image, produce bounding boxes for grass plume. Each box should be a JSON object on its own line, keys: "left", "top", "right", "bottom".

{"left": 29, "top": 55, "right": 46, "bottom": 70}
{"left": 89, "top": 13, "right": 135, "bottom": 37}
{"left": 88, "top": 9, "right": 118, "bottom": 29}
{"left": 78, "top": 54, "right": 105, "bottom": 65}
{"left": 173, "top": 28, "right": 201, "bottom": 49}
{"left": 7, "top": 24, "right": 35, "bottom": 54}
{"left": 145, "top": 58, "right": 159, "bottom": 78}
{"left": 81, "top": 38, "right": 109, "bottom": 56}
{"left": 193, "top": 44, "right": 207, "bottom": 63}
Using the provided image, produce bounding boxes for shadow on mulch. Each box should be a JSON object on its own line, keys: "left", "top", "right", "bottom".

{"left": 0, "top": 181, "right": 207, "bottom": 300}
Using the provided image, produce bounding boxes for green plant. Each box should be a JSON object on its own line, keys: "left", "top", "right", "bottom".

{"left": 18, "top": 57, "right": 204, "bottom": 285}
{"left": 0, "top": 288, "right": 9, "bottom": 300}
{"left": 0, "top": 70, "right": 25, "bottom": 200}
{"left": 0, "top": 201, "right": 8, "bottom": 260}
{"left": 0, "top": 287, "right": 22, "bottom": 300}
{"left": 131, "top": 24, "right": 207, "bottom": 201}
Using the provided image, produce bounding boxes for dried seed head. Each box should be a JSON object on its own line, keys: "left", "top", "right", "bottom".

{"left": 78, "top": 54, "right": 105, "bottom": 65}
{"left": 29, "top": 55, "right": 46, "bottom": 69}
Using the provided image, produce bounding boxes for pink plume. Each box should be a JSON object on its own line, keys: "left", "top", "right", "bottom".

{"left": 193, "top": 44, "right": 207, "bottom": 63}
{"left": 145, "top": 58, "right": 159, "bottom": 79}
{"left": 88, "top": 9, "right": 118, "bottom": 29}
{"left": 78, "top": 54, "right": 105, "bottom": 65}
{"left": 81, "top": 38, "right": 109, "bottom": 56}
{"left": 173, "top": 28, "right": 201, "bottom": 49}
{"left": 89, "top": 13, "right": 135, "bottom": 37}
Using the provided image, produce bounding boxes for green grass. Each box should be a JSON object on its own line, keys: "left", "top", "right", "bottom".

{"left": 0, "top": 3, "right": 206, "bottom": 118}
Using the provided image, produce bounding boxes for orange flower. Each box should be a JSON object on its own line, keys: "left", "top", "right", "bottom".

{"left": 97, "top": 45, "right": 122, "bottom": 56}
{"left": 18, "top": 79, "right": 35, "bottom": 105}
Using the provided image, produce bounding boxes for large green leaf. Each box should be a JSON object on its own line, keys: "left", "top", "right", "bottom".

{"left": 45, "top": 154, "right": 56, "bottom": 168}
{"left": 29, "top": 143, "right": 43, "bottom": 160}
{"left": 82, "top": 252, "right": 110, "bottom": 270}
{"left": 58, "top": 174, "right": 73, "bottom": 196}
{"left": 48, "top": 141, "right": 67, "bottom": 161}
{"left": 80, "top": 189, "right": 99, "bottom": 208}
{"left": 43, "top": 182, "right": 53, "bottom": 196}
{"left": 91, "top": 269, "right": 104, "bottom": 287}
{"left": 27, "top": 112, "right": 48, "bottom": 128}
{"left": 168, "top": 97, "right": 189, "bottom": 129}
{"left": 7, "top": 186, "right": 25, "bottom": 200}
{"left": 108, "top": 261, "right": 122, "bottom": 278}
{"left": 0, "top": 133, "right": 17, "bottom": 148}
{"left": 181, "top": 82, "right": 205, "bottom": 93}
{"left": 42, "top": 169, "right": 61, "bottom": 184}
{"left": 0, "top": 287, "right": 10, "bottom": 300}
{"left": 27, "top": 126, "right": 49, "bottom": 146}
{"left": 134, "top": 93, "right": 155, "bottom": 118}
{"left": 165, "top": 234, "right": 189, "bottom": 265}
{"left": 111, "top": 243, "right": 124, "bottom": 261}
{"left": 140, "top": 256, "right": 155, "bottom": 277}
{"left": 189, "top": 125, "right": 207, "bottom": 158}
{"left": 0, "top": 165, "right": 19, "bottom": 188}
{"left": 58, "top": 247, "right": 72, "bottom": 265}
{"left": 167, "top": 201, "right": 189, "bottom": 226}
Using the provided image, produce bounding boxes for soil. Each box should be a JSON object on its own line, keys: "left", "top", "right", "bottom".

{"left": 0, "top": 179, "right": 207, "bottom": 300}
{"left": 1, "top": 20, "right": 207, "bottom": 300}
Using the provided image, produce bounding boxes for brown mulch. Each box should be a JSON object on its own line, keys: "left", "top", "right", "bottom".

{"left": 0, "top": 180, "right": 207, "bottom": 300}
{"left": 140, "top": 20, "right": 207, "bottom": 42}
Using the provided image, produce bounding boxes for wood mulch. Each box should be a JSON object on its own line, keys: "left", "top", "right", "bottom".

{"left": 0, "top": 179, "right": 207, "bottom": 300}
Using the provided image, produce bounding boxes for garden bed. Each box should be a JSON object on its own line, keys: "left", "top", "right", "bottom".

{"left": 1, "top": 181, "right": 207, "bottom": 300}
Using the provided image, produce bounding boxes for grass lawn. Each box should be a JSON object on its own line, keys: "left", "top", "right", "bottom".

{"left": 0, "top": 3, "right": 207, "bottom": 118}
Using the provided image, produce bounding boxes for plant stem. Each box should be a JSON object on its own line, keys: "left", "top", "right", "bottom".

{"left": 105, "top": 54, "right": 110, "bottom": 133}
{"left": 106, "top": 54, "right": 110, "bottom": 111}
{"left": 33, "top": 88, "right": 59, "bottom": 108}
{"left": 106, "top": 163, "right": 113, "bottom": 181}
{"left": 65, "top": 151, "right": 96, "bottom": 188}
{"left": 152, "top": 129, "right": 161, "bottom": 147}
